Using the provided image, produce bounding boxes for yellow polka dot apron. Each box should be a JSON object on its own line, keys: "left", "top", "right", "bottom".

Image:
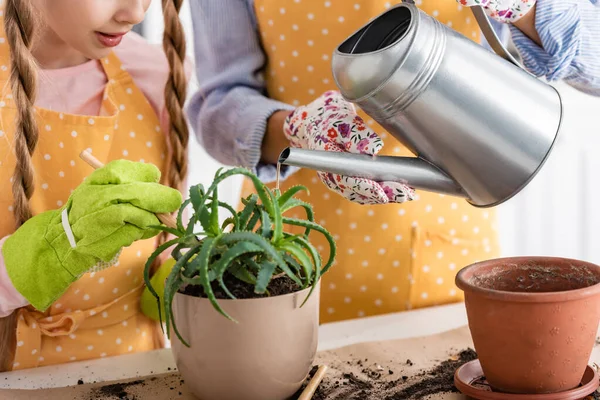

{"left": 0, "top": 23, "right": 168, "bottom": 370}
{"left": 246, "top": 0, "right": 501, "bottom": 323}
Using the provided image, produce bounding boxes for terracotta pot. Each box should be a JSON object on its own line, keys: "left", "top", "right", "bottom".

{"left": 456, "top": 257, "right": 600, "bottom": 394}
{"left": 170, "top": 282, "right": 320, "bottom": 400}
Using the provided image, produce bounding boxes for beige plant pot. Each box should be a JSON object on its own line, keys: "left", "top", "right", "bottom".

{"left": 170, "top": 281, "right": 320, "bottom": 400}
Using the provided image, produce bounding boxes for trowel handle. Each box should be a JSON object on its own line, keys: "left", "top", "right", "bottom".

{"left": 79, "top": 151, "right": 178, "bottom": 230}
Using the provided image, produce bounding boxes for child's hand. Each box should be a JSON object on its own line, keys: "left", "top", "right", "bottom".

{"left": 457, "top": 0, "right": 535, "bottom": 23}
{"left": 2, "top": 159, "right": 182, "bottom": 311}
{"left": 284, "top": 91, "right": 415, "bottom": 205}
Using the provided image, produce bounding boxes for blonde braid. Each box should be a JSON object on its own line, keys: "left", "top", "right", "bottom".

{"left": 162, "top": 0, "right": 188, "bottom": 187}
{"left": 0, "top": 0, "right": 39, "bottom": 371}
{"left": 153, "top": 0, "right": 189, "bottom": 272}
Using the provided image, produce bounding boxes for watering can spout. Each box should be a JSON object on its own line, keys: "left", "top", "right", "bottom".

{"left": 278, "top": 148, "right": 467, "bottom": 198}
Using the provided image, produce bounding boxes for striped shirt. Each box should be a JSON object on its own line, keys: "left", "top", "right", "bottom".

{"left": 186, "top": 0, "right": 600, "bottom": 181}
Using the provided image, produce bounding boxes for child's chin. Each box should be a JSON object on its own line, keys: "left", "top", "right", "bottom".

{"left": 88, "top": 47, "right": 114, "bottom": 61}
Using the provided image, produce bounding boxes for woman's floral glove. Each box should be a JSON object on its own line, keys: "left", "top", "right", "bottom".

{"left": 283, "top": 91, "right": 415, "bottom": 205}
{"left": 458, "top": 0, "right": 536, "bottom": 23}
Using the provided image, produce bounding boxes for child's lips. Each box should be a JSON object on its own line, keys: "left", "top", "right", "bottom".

{"left": 95, "top": 31, "right": 127, "bottom": 48}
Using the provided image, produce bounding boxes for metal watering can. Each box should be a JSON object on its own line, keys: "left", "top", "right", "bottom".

{"left": 278, "top": 2, "right": 563, "bottom": 207}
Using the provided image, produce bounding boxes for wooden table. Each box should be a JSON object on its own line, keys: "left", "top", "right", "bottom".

{"left": 0, "top": 303, "right": 468, "bottom": 390}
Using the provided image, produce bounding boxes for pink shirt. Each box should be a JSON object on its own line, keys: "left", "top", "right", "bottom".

{"left": 0, "top": 32, "right": 192, "bottom": 316}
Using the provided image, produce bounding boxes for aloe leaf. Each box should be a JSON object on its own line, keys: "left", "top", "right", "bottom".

{"left": 197, "top": 205, "right": 212, "bottom": 234}
{"left": 280, "top": 242, "right": 313, "bottom": 285}
{"left": 221, "top": 217, "right": 236, "bottom": 231}
{"left": 277, "top": 185, "right": 309, "bottom": 208}
{"left": 214, "top": 200, "right": 239, "bottom": 228}
{"left": 184, "top": 213, "right": 200, "bottom": 237}
{"left": 189, "top": 184, "right": 205, "bottom": 215}
{"left": 281, "top": 198, "right": 314, "bottom": 236}
{"left": 179, "top": 245, "right": 204, "bottom": 278}
{"left": 246, "top": 210, "right": 261, "bottom": 232}
{"left": 283, "top": 253, "right": 302, "bottom": 274}
{"left": 143, "top": 236, "right": 189, "bottom": 303}
{"left": 281, "top": 233, "right": 303, "bottom": 245}
{"left": 170, "top": 243, "right": 187, "bottom": 262}
{"left": 204, "top": 168, "right": 274, "bottom": 217}
{"left": 165, "top": 245, "right": 201, "bottom": 343}
{"left": 238, "top": 194, "right": 258, "bottom": 229}
{"left": 294, "top": 236, "right": 323, "bottom": 306}
{"left": 163, "top": 273, "right": 186, "bottom": 344}
{"left": 282, "top": 218, "right": 336, "bottom": 274}
{"left": 280, "top": 198, "right": 314, "bottom": 222}
{"left": 162, "top": 244, "right": 201, "bottom": 343}
{"left": 255, "top": 260, "right": 277, "bottom": 294}
{"left": 220, "top": 231, "right": 302, "bottom": 287}
{"left": 229, "top": 263, "right": 257, "bottom": 285}
{"left": 212, "top": 242, "right": 263, "bottom": 282}
{"left": 181, "top": 274, "right": 202, "bottom": 286}
{"left": 212, "top": 242, "right": 263, "bottom": 277}
{"left": 186, "top": 236, "right": 235, "bottom": 322}
{"left": 243, "top": 257, "right": 262, "bottom": 274}
{"left": 176, "top": 198, "right": 192, "bottom": 232}
{"left": 209, "top": 186, "right": 220, "bottom": 234}
{"left": 260, "top": 209, "right": 272, "bottom": 238}
{"left": 217, "top": 278, "right": 237, "bottom": 300}
{"left": 267, "top": 187, "right": 284, "bottom": 243}
{"left": 294, "top": 236, "right": 321, "bottom": 276}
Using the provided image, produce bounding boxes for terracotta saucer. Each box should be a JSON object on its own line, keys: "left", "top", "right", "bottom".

{"left": 454, "top": 360, "right": 599, "bottom": 400}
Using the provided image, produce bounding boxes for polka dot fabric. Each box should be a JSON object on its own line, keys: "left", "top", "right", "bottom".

{"left": 243, "top": 0, "right": 500, "bottom": 323}
{"left": 0, "top": 18, "right": 168, "bottom": 369}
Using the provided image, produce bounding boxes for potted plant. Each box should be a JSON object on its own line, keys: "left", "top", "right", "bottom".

{"left": 144, "top": 167, "right": 336, "bottom": 400}
{"left": 456, "top": 256, "right": 600, "bottom": 394}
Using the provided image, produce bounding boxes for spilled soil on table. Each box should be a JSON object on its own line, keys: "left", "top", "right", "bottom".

{"left": 293, "top": 348, "right": 477, "bottom": 399}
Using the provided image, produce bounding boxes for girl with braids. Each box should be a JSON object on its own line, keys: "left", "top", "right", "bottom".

{"left": 0, "top": 0, "right": 192, "bottom": 371}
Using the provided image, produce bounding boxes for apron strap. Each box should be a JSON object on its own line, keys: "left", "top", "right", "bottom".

{"left": 99, "top": 51, "right": 127, "bottom": 81}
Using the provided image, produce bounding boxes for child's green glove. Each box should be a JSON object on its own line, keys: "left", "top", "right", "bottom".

{"left": 140, "top": 257, "right": 176, "bottom": 321}
{"left": 2, "top": 159, "right": 182, "bottom": 311}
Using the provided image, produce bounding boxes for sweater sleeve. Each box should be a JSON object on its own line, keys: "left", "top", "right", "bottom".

{"left": 185, "top": 0, "right": 298, "bottom": 183}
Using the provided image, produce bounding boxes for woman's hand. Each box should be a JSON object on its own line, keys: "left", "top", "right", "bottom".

{"left": 283, "top": 91, "right": 415, "bottom": 205}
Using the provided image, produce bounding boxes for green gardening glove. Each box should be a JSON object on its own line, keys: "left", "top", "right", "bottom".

{"left": 2, "top": 159, "right": 182, "bottom": 311}
{"left": 140, "top": 257, "right": 176, "bottom": 321}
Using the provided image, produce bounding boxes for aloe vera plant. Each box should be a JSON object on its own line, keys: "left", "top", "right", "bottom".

{"left": 144, "top": 167, "right": 336, "bottom": 347}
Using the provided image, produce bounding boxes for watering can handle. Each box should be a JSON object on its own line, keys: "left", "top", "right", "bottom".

{"left": 469, "top": 6, "right": 523, "bottom": 67}
{"left": 401, "top": 0, "right": 531, "bottom": 74}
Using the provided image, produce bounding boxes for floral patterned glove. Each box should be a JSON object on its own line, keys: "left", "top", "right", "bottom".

{"left": 283, "top": 91, "right": 415, "bottom": 205}
{"left": 459, "top": 0, "right": 536, "bottom": 23}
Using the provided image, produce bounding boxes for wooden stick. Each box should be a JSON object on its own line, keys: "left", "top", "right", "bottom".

{"left": 79, "top": 150, "right": 178, "bottom": 230}
{"left": 298, "top": 365, "right": 328, "bottom": 400}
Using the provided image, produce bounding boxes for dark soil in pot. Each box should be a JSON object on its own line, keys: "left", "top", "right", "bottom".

{"left": 468, "top": 263, "right": 600, "bottom": 293}
{"left": 180, "top": 274, "right": 300, "bottom": 299}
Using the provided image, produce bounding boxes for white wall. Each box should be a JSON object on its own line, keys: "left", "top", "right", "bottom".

{"left": 143, "top": 1, "right": 600, "bottom": 263}
{"left": 496, "top": 82, "right": 600, "bottom": 263}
